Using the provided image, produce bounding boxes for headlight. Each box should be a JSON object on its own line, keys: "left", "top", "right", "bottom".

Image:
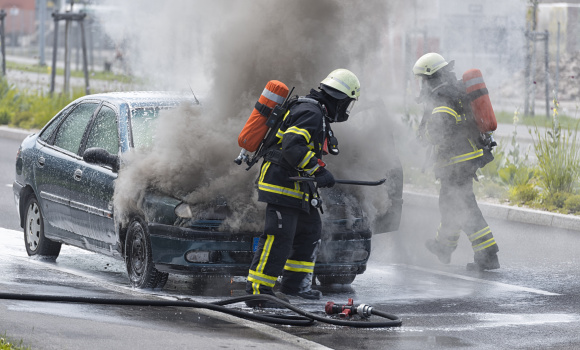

{"left": 175, "top": 203, "right": 193, "bottom": 218}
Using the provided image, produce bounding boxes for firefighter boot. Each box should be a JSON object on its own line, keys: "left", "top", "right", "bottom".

{"left": 280, "top": 272, "right": 322, "bottom": 300}
{"left": 425, "top": 238, "right": 453, "bottom": 264}
{"left": 468, "top": 250, "right": 500, "bottom": 271}
{"left": 245, "top": 280, "right": 291, "bottom": 309}
{"left": 280, "top": 287, "right": 322, "bottom": 300}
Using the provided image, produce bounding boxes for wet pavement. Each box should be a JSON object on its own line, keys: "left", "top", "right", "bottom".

{"left": 2, "top": 131, "right": 580, "bottom": 349}
{"left": 2, "top": 197, "right": 580, "bottom": 350}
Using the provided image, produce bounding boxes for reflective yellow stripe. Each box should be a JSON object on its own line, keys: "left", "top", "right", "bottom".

{"left": 257, "top": 235, "right": 274, "bottom": 273}
{"left": 449, "top": 149, "right": 483, "bottom": 164}
{"left": 284, "top": 259, "right": 315, "bottom": 273}
{"left": 259, "top": 162, "right": 306, "bottom": 200}
{"left": 468, "top": 138, "right": 478, "bottom": 152}
{"left": 305, "top": 164, "right": 320, "bottom": 175}
{"left": 433, "top": 106, "right": 461, "bottom": 123}
{"left": 298, "top": 151, "right": 315, "bottom": 169}
{"left": 439, "top": 149, "right": 483, "bottom": 167}
{"left": 273, "top": 111, "right": 291, "bottom": 140}
{"left": 252, "top": 282, "right": 259, "bottom": 294}
{"left": 258, "top": 182, "right": 306, "bottom": 200}
{"left": 472, "top": 238, "right": 497, "bottom": 252}
{"left": 469, "top": 226, "right": 491, "bottom": 242}
{"left": 248, "top": 269, "right": 277, "bottom": 288}
{"left": 286, "top": 126, "right": 311, "bottom": 143}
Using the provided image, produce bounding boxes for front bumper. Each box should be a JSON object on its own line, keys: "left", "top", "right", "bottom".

{"left": 148, "top": 222, "right": 372, "bottom": 276}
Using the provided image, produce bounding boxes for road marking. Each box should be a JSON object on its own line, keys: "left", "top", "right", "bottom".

{"left": 399, "top": 264, "right": 560, "bottom": 296}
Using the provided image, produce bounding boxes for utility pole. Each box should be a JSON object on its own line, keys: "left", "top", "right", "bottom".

{"left": 524, "top": 30, "right": 549, "bottom": 118}
{"left": 555, "top": 22, "right": 560, "bottom": 101}
{"left": 0, "top": 10, "right": 6, "bottom": 76}
{"left": 38, "top": 0, "right": 47, "bottom": 66}
{"left": 524, "top": 0, "right": 550, "bottom": 118}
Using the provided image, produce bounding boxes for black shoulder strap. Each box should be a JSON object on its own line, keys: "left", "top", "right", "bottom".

{"left": 293, "top": 96, "right": 327, "bottom": 118}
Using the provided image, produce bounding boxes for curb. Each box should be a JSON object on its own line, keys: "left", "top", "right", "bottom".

{"left": 404, "top": 191, "right": 580, "bottom": 232}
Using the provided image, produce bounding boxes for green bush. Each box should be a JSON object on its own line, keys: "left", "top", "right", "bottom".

{"left": 508, "top": 183, "right": 538, "bottom": 204}
{"left": 564, "top": 195, "right": 580, "bottom": 213}
{"left": 543, "top": 191, "right": 570, "bottom": 210}
{"left": 0, "top": 77, "right": 82, "bottom": 129}
{"left": 532, "top": 122, "right": 580, "bottom": 196}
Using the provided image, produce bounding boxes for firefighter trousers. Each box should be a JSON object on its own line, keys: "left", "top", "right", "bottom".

{"left": 435, "top": 175, "right": 499, "bottom": 257}
{"left": 246, "top": 203, "right": 321, "bottom": 295}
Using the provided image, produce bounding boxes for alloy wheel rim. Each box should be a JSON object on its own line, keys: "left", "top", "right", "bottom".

{"left": 130, "top": 227, "right": 146, "bottom": 276}
{"left": 26, "top": 202, "right": 41, "bottom": 252}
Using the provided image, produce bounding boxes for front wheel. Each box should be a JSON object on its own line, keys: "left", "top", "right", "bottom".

{"left": 124, "top": 219, "right": 168, "bottom": 289}
{"left": 23, "top": 195, "right": 61, "bottom": 260}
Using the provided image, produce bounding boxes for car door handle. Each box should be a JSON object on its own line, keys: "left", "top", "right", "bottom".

{"left": 74, "top": 169, "right": 82, "bottom": 181}
{"left": 37, "top": 157, "right": 45, "bottom": 167}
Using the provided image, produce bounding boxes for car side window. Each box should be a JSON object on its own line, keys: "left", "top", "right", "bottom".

{"left": 53, "top": 103, "right": 99, "bottom": 154}
{"left": 38, "top": 105, "right": 73, "bottom": 143}
{"left": 84, "top": 106, "right": 119, "bottom": 155}
{"left": 130, "top": 107, "right": 160, "bottom": 149}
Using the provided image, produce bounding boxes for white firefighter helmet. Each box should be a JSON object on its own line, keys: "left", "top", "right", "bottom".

{"left": 413, "top": 53, "right": 449, "bottom": 77}
{"left": 320, "top": 68, "right": 361, "bottom": 100}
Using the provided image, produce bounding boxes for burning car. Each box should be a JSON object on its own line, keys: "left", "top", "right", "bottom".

{"left": 13, "top": 91, "right": 403, "bottom": 290}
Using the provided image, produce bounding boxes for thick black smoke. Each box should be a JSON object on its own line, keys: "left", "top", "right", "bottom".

{"left": 99, "top": 0, "right": 402, "bottom": 232}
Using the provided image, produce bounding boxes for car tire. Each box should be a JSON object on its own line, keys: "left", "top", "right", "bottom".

{"left": 154, "top": 271, "right": 169, "bottom": 290}
{"left": 316, "top": 274, "right": 356, "bottom": 286}
{"left": 23, "top": 195, "right": 61, "bottom": 260}
{"left": 124, "top": 219, "right": 166, "bottom": 289}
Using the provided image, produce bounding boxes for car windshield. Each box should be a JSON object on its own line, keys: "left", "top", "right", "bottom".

{"left": 130, "top": 107, "right": 160, "bottom": 149}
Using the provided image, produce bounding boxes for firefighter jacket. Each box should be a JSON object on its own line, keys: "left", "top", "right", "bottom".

{"left": 422, "top": 83, "right": 486, "bottom": 179}
{"left": 257, "top": 89, "right": 329, "bottom": 212}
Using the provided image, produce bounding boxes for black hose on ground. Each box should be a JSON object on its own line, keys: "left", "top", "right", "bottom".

{"left": 0, "top": 292, "right": 402, "bottom": 328}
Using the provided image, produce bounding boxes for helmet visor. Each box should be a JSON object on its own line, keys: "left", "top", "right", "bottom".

{"left": 334, "top": 98, "right": 356, "bottom": 122}
{"left": 345, "top": 99, "right": 356, "bottom": 115}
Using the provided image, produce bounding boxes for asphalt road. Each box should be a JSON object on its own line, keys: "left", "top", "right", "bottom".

{"left": 1, "top": 133, "right": 580, "bottom": 349}
{"left": 0, "top": 136, "right": 23, "bottom": 231}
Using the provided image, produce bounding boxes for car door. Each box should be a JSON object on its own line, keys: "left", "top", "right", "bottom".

{"left": 69, "top": 103, "right": 120, "bottom": 254}
{"left": 34, "top": 102, "right": 99, "bottom": 242}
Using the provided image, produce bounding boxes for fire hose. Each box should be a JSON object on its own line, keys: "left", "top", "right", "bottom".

{"left": 0, "top": 292, "right": 401, "bottom": 328}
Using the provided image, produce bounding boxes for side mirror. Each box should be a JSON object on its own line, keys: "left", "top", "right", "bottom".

{"left": 83, "top": 147, "right": 120, "bottom": 173}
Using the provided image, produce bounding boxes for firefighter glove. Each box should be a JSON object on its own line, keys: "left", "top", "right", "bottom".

{"left": 315, "top": 167, "right": 335, "bottom": 188}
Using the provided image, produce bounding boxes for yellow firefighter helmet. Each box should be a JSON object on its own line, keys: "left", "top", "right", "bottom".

{"left": 320, "top": 68, "right": 361, "bottom": 100}
{"left": 413, "top": 53, "right": 449, "bottom": 77}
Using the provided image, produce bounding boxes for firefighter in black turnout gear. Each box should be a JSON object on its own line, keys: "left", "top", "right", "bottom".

{"left": 413, "top": 53, "right": 500, "bottom": 270}
{"left": 245, "top": 69, "right": 361, "bottom": 308}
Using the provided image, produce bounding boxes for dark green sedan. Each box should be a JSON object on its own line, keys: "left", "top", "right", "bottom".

{"left": 13, "top": 92, "right": 402, "bottom": 290}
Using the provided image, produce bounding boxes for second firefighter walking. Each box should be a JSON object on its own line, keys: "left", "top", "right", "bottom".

{"left": 413, "top": 53, "right": 500, "bottom": 271}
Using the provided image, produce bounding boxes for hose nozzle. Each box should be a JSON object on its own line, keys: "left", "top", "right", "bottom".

{"left": 325, "top": 298, "right": 373, "bottom": 319}
{"left": 234, "top": 149, "right": 249, "bottom": 165}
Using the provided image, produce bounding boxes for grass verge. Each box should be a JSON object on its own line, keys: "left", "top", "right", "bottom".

{"left": 6, "top": 60, "right": 135, "bottom": 84}
{"left": 0, "top": 333, "right": 30, "bottom": 350}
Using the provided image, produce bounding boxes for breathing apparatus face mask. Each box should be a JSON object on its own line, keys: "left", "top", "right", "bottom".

{"left": 334, "top": 98, "right": 356, "bottom": 122}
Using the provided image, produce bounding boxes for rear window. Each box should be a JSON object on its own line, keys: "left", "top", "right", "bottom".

{"left": 130, "top": 108, "right": 160, "bottom": 149}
